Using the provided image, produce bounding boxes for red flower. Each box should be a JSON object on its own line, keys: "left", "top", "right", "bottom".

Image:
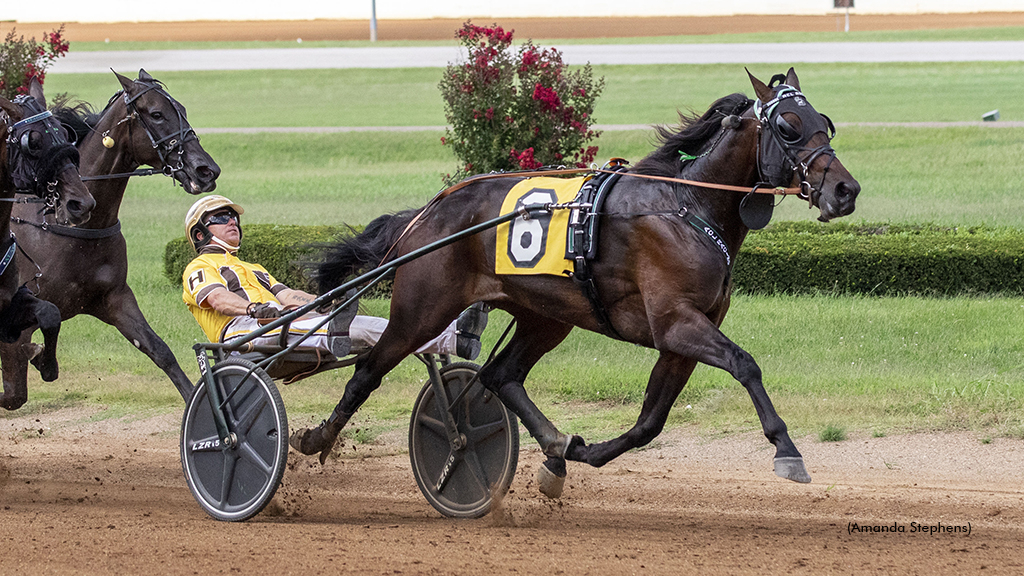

{"left": 532, "top": 84, "right": 561, "bottom": 112}
{"left": 510, "top": 147, "right": 542, "bottom": 170}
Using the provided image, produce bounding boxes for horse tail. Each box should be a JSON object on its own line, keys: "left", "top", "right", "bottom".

{"left": 315, "top": 208, "right": 420, "bottom": 294}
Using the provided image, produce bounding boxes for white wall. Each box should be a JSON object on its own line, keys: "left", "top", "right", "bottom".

{"left": 5, "top": 0, "right": 1021, "bottom": 23}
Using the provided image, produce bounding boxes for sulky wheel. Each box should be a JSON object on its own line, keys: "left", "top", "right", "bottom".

{"left": 180, "top": 357, "right": 287, "bottom": 522}
{"left": 409, "top": 361, "right": 519, "bottom": 518}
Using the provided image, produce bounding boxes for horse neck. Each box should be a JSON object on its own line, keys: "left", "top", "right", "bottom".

{"left": 678, "top": 123, "right": 763, "bottom": 254}
{"left": 76, "top": 107, "right": 137, "bottom": 229}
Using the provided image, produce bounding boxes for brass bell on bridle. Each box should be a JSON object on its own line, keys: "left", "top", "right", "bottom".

{"left": 102, "top": 135, "right": 115, "bottom": 148}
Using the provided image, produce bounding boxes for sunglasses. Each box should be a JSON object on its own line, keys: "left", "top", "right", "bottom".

{"left": 205, "top": 211, "right": 238, "bottom": 226}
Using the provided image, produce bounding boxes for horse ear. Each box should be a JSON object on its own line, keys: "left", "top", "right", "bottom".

{"left": 746, "top": 68, "right": 773, "bottom": 102}
{"left": 138, "top": 68, "right": 155, "bottom": 82}
{"left": 29, "top": 77, "right": 46, "bottom": 108}
{"left": 784, "top": 67, "right": 801, "bottom": 90}
{"left": 0, "top": 96, "right": 20, "bottom": 122}
{"left": 114, "top": 70, "right": 135, "bottom": 94}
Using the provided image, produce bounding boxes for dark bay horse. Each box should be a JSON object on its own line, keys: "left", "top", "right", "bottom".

{"left": 0, "top": 70, "right": 220, "bottom": 410}
{"left": 294, "top": 68, "right": 860, "bottom": 495}
{"left": 1, "top": 80, "right": 95, "bottom": 393}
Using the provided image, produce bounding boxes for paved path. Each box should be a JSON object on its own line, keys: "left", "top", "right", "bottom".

{"left": 51, "top": 41, "right": 1024, "bottom": 73}
{"left": 197, "top": 121, "right": 1024, "bottom": 134}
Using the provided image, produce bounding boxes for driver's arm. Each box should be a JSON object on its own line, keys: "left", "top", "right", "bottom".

{"left": 276, "top": 288, "right": 317, "bottom": 308}
{"left": 204, "top": 286, "right": 261, "bottom": 317}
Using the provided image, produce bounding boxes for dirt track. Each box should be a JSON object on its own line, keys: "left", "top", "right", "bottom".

{"left": 3, "top": 14, "right": 1024, "bottom": 575}
{"left": 3, "top": 408, "right": 1024, "bottom": 575}
{"left": 5, "top": 12, "right": 1024, "bottom": 43}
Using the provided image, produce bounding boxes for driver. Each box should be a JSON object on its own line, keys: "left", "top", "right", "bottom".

{"left": 181, "top": 195, "right": 487, "bottom": 359}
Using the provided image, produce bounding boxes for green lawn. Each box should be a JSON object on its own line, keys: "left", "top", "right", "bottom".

{"left": 6, "top": 58, "right": 1024, "bottom": 444}
{"left": 43, "top": 61, "right": 1024, "bottom": 129}
{"left": 65, "top": 25, "right": 1024, "bottom": 52}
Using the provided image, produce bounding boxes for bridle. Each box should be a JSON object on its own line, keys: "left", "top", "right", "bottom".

{"left": 3, "top": 95, "right": 81, "bottom": 213}
{"left": 91, "top": 78, "right": 199, "bottom": 184}
{"left": 754, "top": 80, "right": 838, "bottom": 206}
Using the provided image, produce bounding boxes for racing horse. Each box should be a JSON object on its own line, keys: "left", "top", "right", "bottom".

{"left": 0, "top": 70, "right": 220, "bottom": 410}
{"left": 294, "top": 68, "right": 860, "bottom": 493}
{"left": 1, "top": 80, "right": 95, "bottom": 400}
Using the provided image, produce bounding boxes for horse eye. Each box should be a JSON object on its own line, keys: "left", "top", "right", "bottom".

{"left": 21, "top": 131, "right": 42, "bottom": 153}
{"left": 775, "top": 116, "right": 802, "bottom": 144}
{"left": 151, "top": 111, "right": 164, "bottom": 120}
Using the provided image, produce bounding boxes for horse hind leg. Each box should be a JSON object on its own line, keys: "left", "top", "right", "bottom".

{"left": 474, "top": 314, "right": 579, "bottom": 498}
{"left": 565, "top": 352, "right": 696, "bottom": 469}
{"left": 290, "top": 300, "right": 468, "bottom": 464}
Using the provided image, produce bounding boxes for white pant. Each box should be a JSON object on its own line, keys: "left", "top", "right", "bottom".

{"left": 223, "top": 314, "right": 457, "bottom": 356}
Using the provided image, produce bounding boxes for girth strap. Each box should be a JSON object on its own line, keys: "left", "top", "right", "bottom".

{"left": 10, "top": 217, "right": 122, "bottom": 239}
{"left": 567, "top": 162, "right": 629, "bottom": 341}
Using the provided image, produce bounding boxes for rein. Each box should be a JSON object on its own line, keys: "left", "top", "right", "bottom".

{"left": 80, "top": 167, "right": 161, "bottom": 182}
{"left": 378, "top": 166, "right": 802, "bottom": 265}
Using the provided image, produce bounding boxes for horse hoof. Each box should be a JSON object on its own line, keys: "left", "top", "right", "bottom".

{"left": 30, "top": 355, "right": 58, "bottom": 382}
{"left": 289, "top": 426, "right": 338, "bottom": 465}
{"left": 0, "top": 393, "right": 27, "bottom": 411}
{"left": 774, "top": 456, "right": 811, "bottom": 483}
{"left": 536, "top": 460, "right": 566, "bottom": 499}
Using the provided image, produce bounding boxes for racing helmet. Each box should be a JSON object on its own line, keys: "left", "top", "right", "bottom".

{"left": 185, "top": 194, "right": 244, "bottom": 252}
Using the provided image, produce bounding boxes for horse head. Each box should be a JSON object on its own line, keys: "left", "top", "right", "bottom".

{"left": 113, "top": 69, "right": 220, "bottom": 194}
{"left": 1, "top": 79, "right": 95, "bottom": 225}
{"left": 747, "top": 68, "right": 860, "bottom": 222}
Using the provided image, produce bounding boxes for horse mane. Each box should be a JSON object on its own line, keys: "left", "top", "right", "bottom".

{"left": 50, "top": 75, "right": 169, "bottom": 145}
{"left": 50, "top": 94, "right": 101, "bottom": 144}
{"left": 632, "top": 93, "right": 753, "bottom": 178}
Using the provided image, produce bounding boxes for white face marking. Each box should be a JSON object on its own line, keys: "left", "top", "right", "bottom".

{"left": 133, "top": 339, "right": 141, "bottom": 349}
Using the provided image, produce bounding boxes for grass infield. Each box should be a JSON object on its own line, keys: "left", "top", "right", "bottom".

{"left": 7, "top": 57, "right": 1023, "bottom": 443}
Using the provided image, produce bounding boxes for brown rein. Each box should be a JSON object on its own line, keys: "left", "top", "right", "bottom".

{"left": 438, "top": 166, "right": 803, "bottom": 200}
{"left": 377, "top": 167, "right": 801, "bottom": 267}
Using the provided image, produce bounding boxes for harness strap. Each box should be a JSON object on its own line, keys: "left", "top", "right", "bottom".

{"left": 0, "top": 235, "right": 16, "bottom": 277}
{"left": 10, "top": 217, "right": 122, "bottom": 239}
{"left": 567, "top": 165, "right": 630, "bottom": 341}
{"left": 80, "top": 168, "right": 161, "bottom": 182}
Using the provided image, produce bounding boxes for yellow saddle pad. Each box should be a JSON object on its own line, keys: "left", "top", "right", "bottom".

{"left": 495, "top": 176, "right": 588, "bottom": 276}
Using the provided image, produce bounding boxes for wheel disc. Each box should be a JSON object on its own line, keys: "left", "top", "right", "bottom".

{"left": 180, "top": 358, "right": 287, "bottom": 522}
{"left": 409, "top": 362, "right": 518, "bottom": 518}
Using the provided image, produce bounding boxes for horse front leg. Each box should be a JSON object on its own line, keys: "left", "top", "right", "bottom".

{"left": 648, "top": 307, "right": 810, "bottom": 483}
{"left": 1, "top": 287, "right": 61, "bottom": 383}
{"left": 0, "top": 337, "right": 36, "bottom": 410}
{"left": 28, "top": 296, "right": 61, "bottom": 382}
{"left": 95, "top": 287, "right": 195, "bottom": 401}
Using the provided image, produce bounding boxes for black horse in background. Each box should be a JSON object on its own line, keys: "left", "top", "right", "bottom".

{"left": 0, "top": 70, "right": 220, "bottom": 410}
{"left": 1, "top": 80, "right": 95, "bottom": 397}
{"left": 293, "top": 69, "right": 860, "bottom": 496}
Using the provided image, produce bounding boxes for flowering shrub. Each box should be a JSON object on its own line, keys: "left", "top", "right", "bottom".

{"left": 439, "top": 22, "right": 603, "bottom": 181}
{"left": 0, "top": 26, "right": 70, "bottom": 100}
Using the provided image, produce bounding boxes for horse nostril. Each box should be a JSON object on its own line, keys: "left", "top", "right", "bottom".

{"left": 198, "top": 164, "right": 221, "bottom": 181}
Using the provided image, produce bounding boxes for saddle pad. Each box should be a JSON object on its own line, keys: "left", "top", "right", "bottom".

{"left": 495, "top": 176, "right": 587, "bottom": 276}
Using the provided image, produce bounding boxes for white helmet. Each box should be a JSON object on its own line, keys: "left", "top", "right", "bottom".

{"left": 185, "top": 195, "right": 244, "bottom": 252}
